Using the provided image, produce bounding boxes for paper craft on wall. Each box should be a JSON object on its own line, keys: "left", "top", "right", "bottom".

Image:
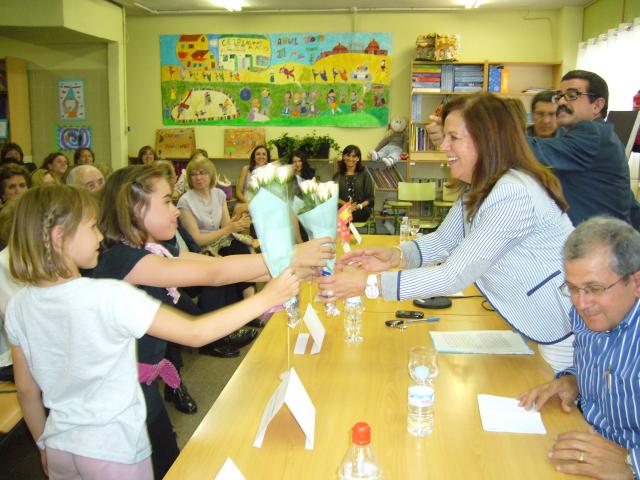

{"left": 58, "top": 79, "right": 86, "bottom": 121}
{"left": 57, "top": 125, "right": 92, "bottom": 150}
{"left": 160, "top": 32, "right": 391, "bottom": 127}
{"left": 224, "top": 128, "right": 265, "bottom": 158}
{"left": 156, "top": 127, "right": 196, "bottom": 159}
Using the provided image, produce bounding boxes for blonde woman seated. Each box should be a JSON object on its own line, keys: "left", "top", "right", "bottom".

{"left": 177, "top": 156, "right": 255, "bottom": 295}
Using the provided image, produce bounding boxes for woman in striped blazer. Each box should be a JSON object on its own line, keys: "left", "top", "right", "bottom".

{"left": 323, "top": 93, "right": 575, "bottom": 372}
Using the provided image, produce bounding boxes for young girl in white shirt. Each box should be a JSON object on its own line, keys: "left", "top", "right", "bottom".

{"left": 5, "top": 184, "right": 300, "bottom": 480}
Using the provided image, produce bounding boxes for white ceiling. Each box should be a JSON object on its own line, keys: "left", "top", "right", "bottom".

{"left": 115, "top": 0, "right": 591, "bottom": 15}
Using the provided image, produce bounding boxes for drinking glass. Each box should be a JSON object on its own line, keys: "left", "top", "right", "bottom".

{"left": 409, "top": 218, "right": 421, "bottom": 238}
{"left": 408, "top": 345, "right": 438, "bottom": 381}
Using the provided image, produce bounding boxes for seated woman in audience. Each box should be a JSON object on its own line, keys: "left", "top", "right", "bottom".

{"left": 290, "top": 149, "right": 316, "bottom": 188}
{"left": 42, "top": 152, "right": 69, "bottom": 184}
{"left": 138, "top": 145, "right": 156, "bottom": 165}
{"left": 174, "top": 149, "right": 209, "bottom": 196}
{"left": 236, "top": 145, "right": 271, "bottom": 205}
{"left": 0, "top": 164, "right": 30, "bottom": 205}
{"left": 93, "top": 164, "right": 330, "bottom": 477}
{"left": 0, "top": 142, "right": 36, "bottom": 172}
{"left": 30, "top": 168, "right": 56, "bottom": 187}
{"left": 8, "top": 184, "right": 300, "bottom": 480}
{"left": 320, "top": 93, "right": 575, "bottom": 373}
{"left": 333, "top": 144, "right": 374, "bottom": 223}
{"left": 73, "top": 147, "right": 95, "bottom": 165}
{"left": 177, "top": 157, "right": 254, "bottom": 285}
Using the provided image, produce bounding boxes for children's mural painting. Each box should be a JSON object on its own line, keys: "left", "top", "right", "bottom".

{"left": 160, "top": 33, "right": 391, "bottom": 127}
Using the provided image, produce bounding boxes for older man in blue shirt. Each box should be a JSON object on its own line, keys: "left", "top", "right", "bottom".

{"left": 519, "top": 217, "right": 640, "bottom": 479}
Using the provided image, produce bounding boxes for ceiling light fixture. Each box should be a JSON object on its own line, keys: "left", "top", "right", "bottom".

{"left": 217, "top": 0, "right": 244, "bottom": 12}
{"left": 465, "top": 0, "right": 481, "bottom": 8}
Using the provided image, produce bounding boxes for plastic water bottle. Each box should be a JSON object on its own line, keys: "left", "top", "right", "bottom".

{"left": 399, "top": 216, "right": 410, "bottom": 243}
{"left": 338, "top": 422, "right": 382, "bottom": 479}
{"left": 344, "top": 296, "right": 363, "bottom": 343}
{"left": 407, "top": 365, "right": 435, "bottom": 436}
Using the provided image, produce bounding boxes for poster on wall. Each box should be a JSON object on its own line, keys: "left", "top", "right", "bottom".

{"left": 58, "top": 79, "right": 86, "bottom": 121}
{"left": 160, "top": 32, "right": 391, "bottom": 128}
{"left": 57, "top": 125, "right": 92, "bottom": 150}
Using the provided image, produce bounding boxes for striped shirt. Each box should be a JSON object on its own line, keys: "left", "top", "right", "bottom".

{"left": 380, "top": 169, "right": 574, "bottom": 344}
{"left": 559, "top": 300, "right": 640, "bottom": 478}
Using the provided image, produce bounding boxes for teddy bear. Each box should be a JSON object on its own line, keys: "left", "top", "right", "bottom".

{"left": 369, "top": 117, "right": 409, "bottom": 167}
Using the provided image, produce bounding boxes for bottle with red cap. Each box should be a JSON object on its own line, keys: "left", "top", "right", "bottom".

{"left": 338, "top": 422, "right": 382, "bottom": 479}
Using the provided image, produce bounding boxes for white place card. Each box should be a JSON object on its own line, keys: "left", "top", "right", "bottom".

{"left": 253, "top": 368, "right": 316, "bottom": 450}
{"left": 477, "top": 394, "right": 547, "bottom": 435}
{"left": 294, "top": 333, "right": 310, "bottom": 355}
{"left": 214, "top": 457, "right": 246, "bottom": 480}
{"left": 303, "top": 304, "right": 326, "bottom": 354}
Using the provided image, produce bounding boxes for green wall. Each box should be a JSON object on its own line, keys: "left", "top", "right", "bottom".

{"left": 583, "top": 0, "right": 640, "bottom": 40}
{"left": 126, "top": 9, "right": 569, "bottom": 160}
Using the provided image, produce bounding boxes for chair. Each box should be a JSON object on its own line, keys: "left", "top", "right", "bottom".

{"left": 387, "top": 182, "right": 439, "bottom": 233}
{"left": 433, "top": 184, "right": 459, "bottom": 221}
{"left": 352, "top": 216, "right": 377, "bottom": 234}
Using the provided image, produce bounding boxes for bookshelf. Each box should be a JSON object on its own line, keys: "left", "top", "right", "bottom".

{"left": 410, "top": 59, "right": 561, "bottom": 163}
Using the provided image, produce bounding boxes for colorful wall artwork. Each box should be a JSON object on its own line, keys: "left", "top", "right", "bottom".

{"left": 156, "top": 128, "right": 196, "bottom": 159}
{"left": 57, "top": 79, "right": 86, "bottom": 121}
{"left": 160, "top": 33, "right": 391, "bottom": 128}
{"left": 57, "top": 125, "right": 91, "bottom": 150}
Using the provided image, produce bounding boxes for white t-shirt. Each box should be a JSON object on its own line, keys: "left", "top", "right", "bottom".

{"left": 5, "top": 277, "right": 161, "bottom": 464}
{"left": 0, "top": 248, "right": 23, "bottom": 368}
{"left": 177, "top": 187, "right": 227, "bottom": 232}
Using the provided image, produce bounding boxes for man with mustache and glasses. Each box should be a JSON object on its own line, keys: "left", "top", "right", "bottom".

{"left": 526, "top": 70, "right": 638, "bottom": 228}
{"left": 426, "top": 70, "right": 638, "bottom": 228}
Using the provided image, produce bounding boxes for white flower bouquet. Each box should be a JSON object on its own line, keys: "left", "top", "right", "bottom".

{"left": 293, "top": 179, "right": 341, "bottom": 316}
{"left": 248, "top": 162, "right": 300, "bottom": 327}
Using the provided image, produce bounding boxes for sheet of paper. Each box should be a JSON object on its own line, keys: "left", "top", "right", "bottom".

{"left": 253, "top": 368, "right": 316, "bottom": 450}
{"left": 214, "top": 458, "right": 246, "bottom": 480}
{"left": 294, "top": 333, "right": 309, "bottom": 355}
{"left": 303, "top": 304, "right": 326, "bottom": 354}
{"left": 477, "top": 394, "right": 547, "bottom": 435}
{"left": 430, "top": 330, "right": 534, "bottom": 355}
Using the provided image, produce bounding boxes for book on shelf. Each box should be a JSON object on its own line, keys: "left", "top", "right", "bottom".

{"left": 366, "top": 164, "right": 405, "bottom": 189}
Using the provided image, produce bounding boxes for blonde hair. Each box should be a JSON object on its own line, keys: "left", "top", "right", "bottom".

{"left": 10, "top": 185, "right": 98, "bottom": 283}
{"left": 100, "top": 164, "right": 168, "bottom": 248}
{"left": 185, "top": 157, "right": 217, "bottom": 189}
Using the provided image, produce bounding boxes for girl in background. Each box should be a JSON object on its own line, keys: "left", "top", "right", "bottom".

{"left": 7, "top": 184, "right": 299, "bottom": 479}
{"left": 289, "top": 149, "right": 316, "bottom": 187}
{"left": 42, "top": 152, "right": 69, "bottom": 184}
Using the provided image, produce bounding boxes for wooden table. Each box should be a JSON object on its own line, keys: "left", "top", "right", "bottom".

{"left": 165, "top": 279, "right": 585, "bottom": 479}
{"left": 0, "top": 383, "right": 21, "bottom": 434}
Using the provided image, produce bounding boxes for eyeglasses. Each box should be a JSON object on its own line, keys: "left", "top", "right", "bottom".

{"left": 552, "top": 90, "right": 597, "bottom": 103}
{"left": 189, "top": 170, "right": 210, "bottom": 177}
{"left": 559, "top": 277, "right": 626, "bottom": 298}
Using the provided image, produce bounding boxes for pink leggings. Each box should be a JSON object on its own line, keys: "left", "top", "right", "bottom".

{"left": 46, "top": 447, "right": 153, "bottom": 480}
